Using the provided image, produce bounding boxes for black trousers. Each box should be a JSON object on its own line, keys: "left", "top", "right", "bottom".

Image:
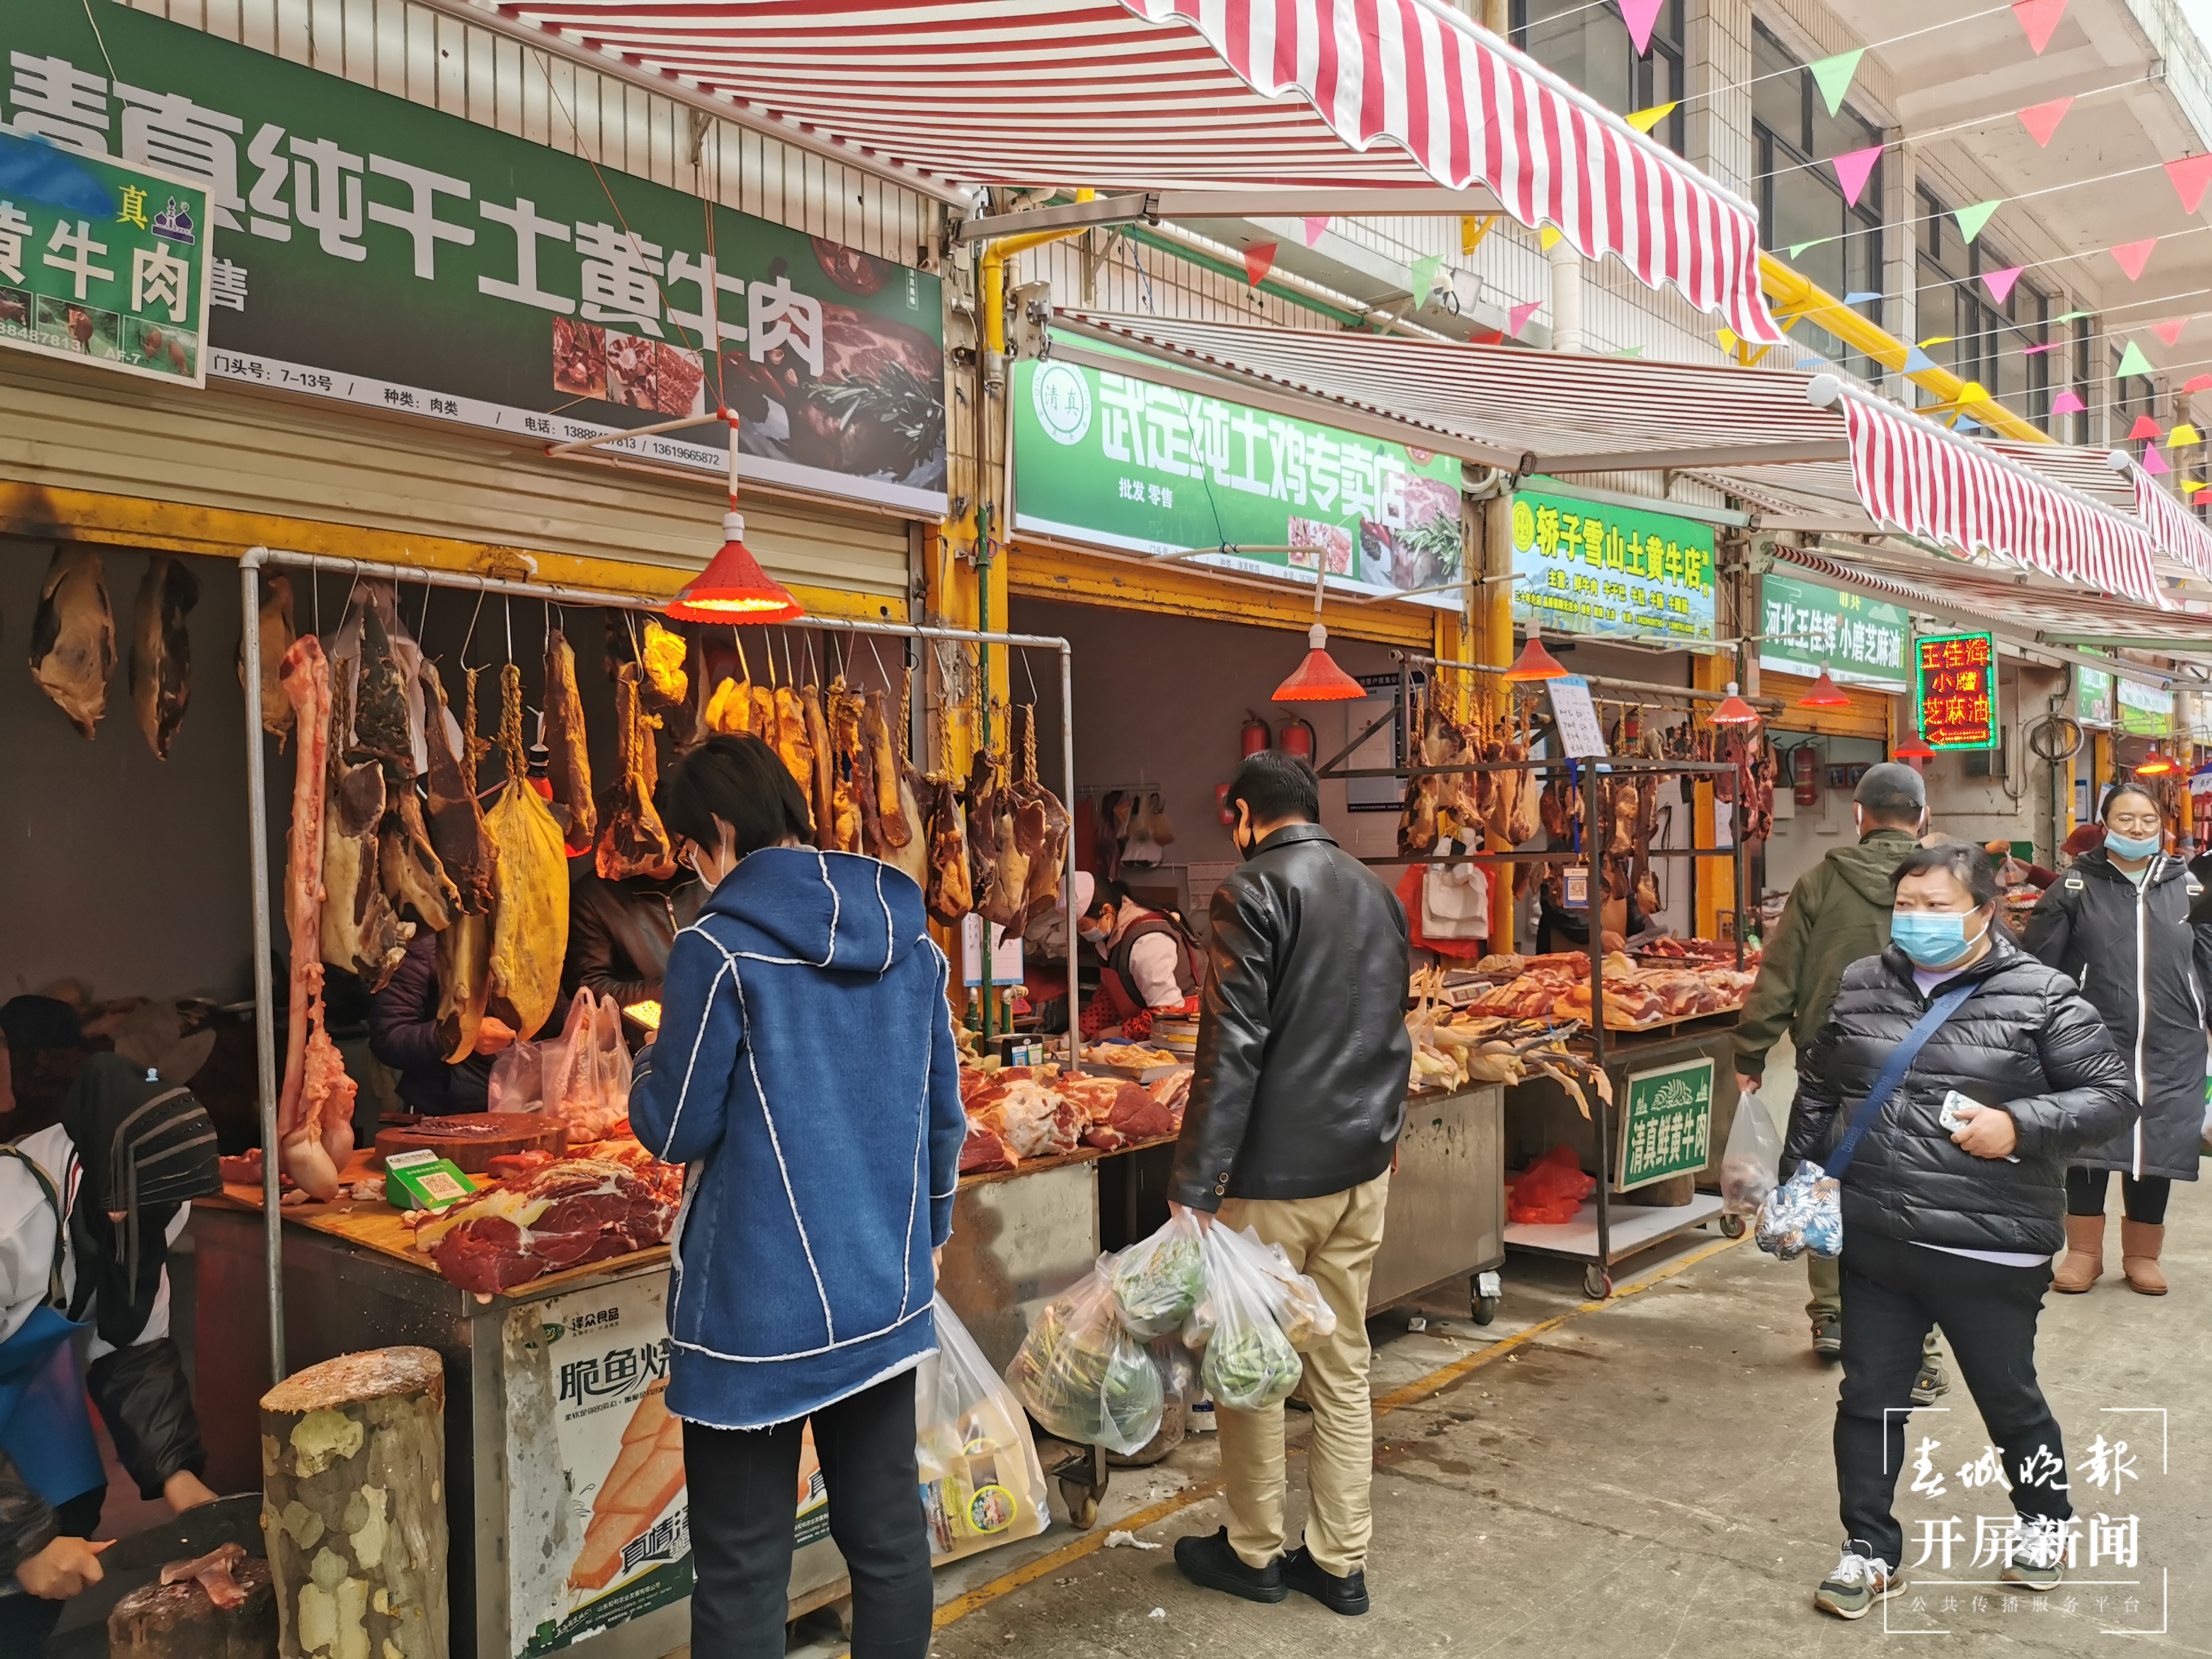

{"left": 0, "top": 1486, "right": 106, "bottom": 1655}
{"left": 1836, "top": 1232, "right": 2070, "bottom": 1568}
{"left": 683, "top": 1369, "right": 931, "bottom": 1658}
{"left": 2065, "top": 1165, "right": 2170, "bottom": 1225}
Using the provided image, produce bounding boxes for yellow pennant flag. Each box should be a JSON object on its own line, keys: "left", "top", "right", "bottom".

{"left": 1626, "top": 102, "right": 1677, "bottom": 135}
{"left": 1539, "top": 226, "right": 1563, "bottom": 252}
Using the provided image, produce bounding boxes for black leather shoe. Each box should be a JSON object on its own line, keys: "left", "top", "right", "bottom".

{"left": 1173, "top": 1529, "right": 1287, "bottom": 1603}
{"left": 1284, "top": 1545, "right": 1369, "bottom": 1615}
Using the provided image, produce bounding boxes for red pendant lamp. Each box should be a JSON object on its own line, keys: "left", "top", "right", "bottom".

{"left": 2134, "top": 749, "right": 2178, "bottom": 777}
{"left": 1893, "top": 728, "right": 1937, "bottom": 760}
{"left": 665, "top": 411, "right": 805, "bottom": 625}
{"left": 1500, "top": 625, "right": 1569, "bottom": 682}
{"left": 1710, "top": 680, "right": 1761, "bottom": 725}
{"left": 1273, "top": 622, "right": 1365, "bottom": 701}
{"left": 1796, "top": 669, "right": 1850, "bottom": 708}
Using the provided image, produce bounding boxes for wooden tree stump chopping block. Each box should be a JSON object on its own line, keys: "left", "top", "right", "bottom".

{"left": 260, "top": 1347, "right": 449, "bottom": 1659}
{"left": 109, "top": 1557, "right": 278, "bottom": 1658}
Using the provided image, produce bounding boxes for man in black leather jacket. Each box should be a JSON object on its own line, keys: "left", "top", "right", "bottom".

{"left": 563, "top": 868, "right": 704, "bottom": 1037}
{"left": 1168, "top": 752, "right": 1410, "bottom": 1620}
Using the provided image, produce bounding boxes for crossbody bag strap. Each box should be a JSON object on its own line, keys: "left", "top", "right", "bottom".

{"left": 1825, "top": 980, "right": 1978, "bottom": 1180}
{"left": 0, "top": 1146, "right": 67, "bottom": 1307}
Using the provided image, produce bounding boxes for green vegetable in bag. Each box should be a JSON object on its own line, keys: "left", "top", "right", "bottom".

{"left": 1201, "top": 1313, "right": 1302, "bottom": 1410}
{"left": 1108, "top": 1213, "right": 1205, "bottom": 1339}
{"left": 1006, "top": 1269, "right": 1164, "bottom": 1455}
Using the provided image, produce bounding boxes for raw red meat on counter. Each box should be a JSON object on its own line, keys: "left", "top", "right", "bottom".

{"left": 415, "top": 1147, "right": 681, "bottom": 1295}
{"left": 961, "top": 1069, "right": 1084, "bottom": 1164}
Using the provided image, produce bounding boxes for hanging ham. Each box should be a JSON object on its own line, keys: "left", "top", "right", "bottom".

{"left": 28, "top": 545, "right": 115, "bottom": 739}
{"left": 129, "top": 556, "right": 198, "bottom": 760}
{"left": 240, "top": 572, "right": 297, "bottom": 746}
{"left": 486, "top": 663, "right": 571, "bottom": 1039}
{"left": 380, "top": 783, "right": 458, "bottom": 932}
{"left": 423, "top": 663, "right": 495, "bottom": 917}
{"left": 351, "top": 598, "right": 415, "bottom": 771}
{"left": 545, "top": 627, "right": 596, "bottom": 851}
{"left": 923, "top": 773, "right": 973, "bottom": 925}
{"left": 863, "top": 689, "right": 911, "bottom": 848}
{"left": 597, "top": 665, "right": 677, "bottom": 880}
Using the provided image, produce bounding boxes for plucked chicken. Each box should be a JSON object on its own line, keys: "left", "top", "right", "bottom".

{"left": 487, "top": 662, "right": 571, "bottom": 1039}
{"left": 129, "top": 556, "right": 198, "bottom": 760}
{"left": 29, "top": 546, "right": 115, "bottom": 739}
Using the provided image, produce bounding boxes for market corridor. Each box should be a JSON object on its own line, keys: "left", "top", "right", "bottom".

{"left": 882, "top": 1197, "right": 2205, "bottom": 1658}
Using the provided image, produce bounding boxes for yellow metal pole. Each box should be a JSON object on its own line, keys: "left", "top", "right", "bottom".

{"left": 1481, "top": 492, "right": 1516, "bottom": 954}
{"left": 1694, "top": 653, "right": 1725, "bottom": 943}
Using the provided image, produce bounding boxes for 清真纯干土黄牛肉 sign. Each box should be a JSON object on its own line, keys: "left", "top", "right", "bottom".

{"left": 1011, "top": 352, "right": 1467, "bottom": 608}
{"left": 1, "top": 0, "right": 947, "bottom": 513}
{"left": 1510, "top": 482, "right": 1716, "bottom": 643}
{"left": 1914, "top": 632, "right": 1999, "bottom": 750}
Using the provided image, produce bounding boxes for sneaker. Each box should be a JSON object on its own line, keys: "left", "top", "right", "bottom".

{"left": 1810, "top": 1310, "right": 1842, "bottom": 1361}
{"left": 1173, "top": 1528, "right": 1287, "bottom": 1604}
{"left": 1909, "top": 1355, "right": 1951, "bottom": 1406}
{"left": 1814, "top": 1550, "right": 1905, "bottom": 1620}
{"left": 1283, "top": 1545, "right": 1369, "bottom": 1617}
{"left": 2000, "top": 1515, "right": 2066, "bottom": 1592}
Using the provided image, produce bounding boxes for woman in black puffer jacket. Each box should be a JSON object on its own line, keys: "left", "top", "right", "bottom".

{"left": 1787, "top": 841, "right": 2133, "bottom": 1620}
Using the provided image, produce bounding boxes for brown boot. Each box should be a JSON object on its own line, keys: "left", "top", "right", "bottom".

{"left": 2053, "top": 1213, "right": 2103, "bottom": 1293}
{"left": 2120, "top": 1221, "right": 2168, "bottom": 1295}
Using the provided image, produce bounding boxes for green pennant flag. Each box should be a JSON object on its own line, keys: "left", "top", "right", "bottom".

{"left": 2116, "top": 340, "right": 2155, "bottom": 378}
{"left": 1410, "top": 254, "right": 1444, "bottom": 307}
{"left": 1954, "top": 200, "right": 2002, "bottom": 244}
{"left": 1788, "top": 238, "right": 1833, "bottom": 259}
{"left": 1809, "top": 49, "right": 1865, "bottom": 116}
{"left": 2051, "top": 309, "right": 2088, "bottom": 323}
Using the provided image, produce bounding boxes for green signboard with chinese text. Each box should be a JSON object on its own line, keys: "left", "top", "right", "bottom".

{"left": 0, "top": 132, "right": 210, "bottom": 386}
{"left": 1617, "top": 1057, "right": 1714, "bottom": 1191}
{"left": 1011, "top": 350, "right": 1466, "bottom": 606}
{"left": 1510, "top": 481, "right": 1716, "bottom": 643}
{"left": 1914, "top": 632, "right": 1999, "bottom": 751}
{"left": 1758, "top": 572, "right": 1908, "bottom": 688}
{"left": 2119, "top": 676, "right": 2174, "bottom": 737}
{"left": 2077, "top": 660, "right": 2113, "bottom": 728}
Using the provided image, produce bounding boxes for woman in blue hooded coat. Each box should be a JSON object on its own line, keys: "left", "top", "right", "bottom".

{"left": 628, "top": 734, "right": 967, "bottom": 1659}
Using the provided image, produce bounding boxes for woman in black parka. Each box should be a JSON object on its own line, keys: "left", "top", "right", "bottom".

{"left": 2024, "top": 781, "right": 2212, "bottom": 1295}
{"left": 1787, "top": 841, "right": 2133, "bottom": 1618}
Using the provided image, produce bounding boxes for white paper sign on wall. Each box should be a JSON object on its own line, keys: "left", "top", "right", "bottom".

{"left": 1548, "top": 675, "right": 1609, "bottom": 759}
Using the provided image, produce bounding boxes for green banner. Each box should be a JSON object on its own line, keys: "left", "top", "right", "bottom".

{"left": 1758, "top": 572, "right": 1908, "bottom": 688}
{"left": 2119, "top": 676, "right": 2174, "bottom": 737}
{"left": 0, "top": 132, "right": 209, "bottom": 385}
{"left": 2, "top": 0, "right": 945, "bottom": 512}
{"left": 1011, "top": 351, "right": 1466, "bottom": 606}
{"left": 1510, "top": 481, "right": 1716, "bottom": 643}
{"left": 2077, "top": 660, "right": 2113, "bottom": 728}
{"left": 1618, "top": 1058, "right": 1713, "bottom": 1190}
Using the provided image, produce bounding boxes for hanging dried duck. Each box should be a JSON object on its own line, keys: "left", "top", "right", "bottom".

{"left": 597, "top": 665, "right": 679, "bottom": 881}
{"left": 1009, "top": 705, "right": 1073, "bottom": 927}
{"left": 352, "top": 598, "right": 416, "bottom": 772}
{"left": 544, "top": 626, "right": 596, "bottom": 849}
{"left": 129, "top": 555, "right": 198, "bottom": 760}
{"left": 487, "top": 662, "right": 571, "bottom": 1039}
{"left": 29, "top": 545, "right": 115, "bottom": 739}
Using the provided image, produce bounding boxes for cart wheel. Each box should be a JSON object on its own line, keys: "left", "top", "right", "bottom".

{"left": 1060, "top": 1478, "right": 1101, "bottom": 1530}
{"left": 1470, "top": 1293, "right": 1500, "bottom": 1326}
{"left": 1583, "top": 1264, "right": 1612, "bottom": 1300}
{"left": 1719, "top": 1212, "right": 1747, "bottom": 1238}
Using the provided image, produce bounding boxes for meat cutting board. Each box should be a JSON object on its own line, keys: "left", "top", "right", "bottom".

{"left": 374, "top": 1112, "right": 567, "bottom": 1173}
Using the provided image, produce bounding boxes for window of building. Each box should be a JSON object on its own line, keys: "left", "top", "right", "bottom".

{"left": 1913, "top": 190, "right": 2051, "bottom": 427}
{"left": 2071, "top": 315, "right": 2093, "bottom": 446}
{"left": 1512, "top": 0, "right": 1686, "bottom": 153}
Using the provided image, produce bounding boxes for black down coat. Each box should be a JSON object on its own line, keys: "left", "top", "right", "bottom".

{"left": 2023, "top": 849, "right": 2212, "bottom": 1182}
{"left": 1787, "top": 931, "right": 2135, "bottom": 1256}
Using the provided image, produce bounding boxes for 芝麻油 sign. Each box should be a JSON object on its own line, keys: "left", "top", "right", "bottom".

{"left": 1, "top": 0, "right": 946, "bottom": 512}
{"left": 1510, "top": 482, "right": 1716, "bottom": 643}
{"left": 1011, "top": 351, "right": 1467, "bottom": 608}
{"left": 1914, "top": 632, "right": 1999, "bottom": 751}
{"left": 1617, "top": 1057, "right": 1714, "bottom": 1190}
{"left": 1758, "top": 572, "right": 1908, "bottom": 688}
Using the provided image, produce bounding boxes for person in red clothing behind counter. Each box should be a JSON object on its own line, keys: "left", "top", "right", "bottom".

{"left": 1075, "top": 873, "right": 1205, "bottom": 1042}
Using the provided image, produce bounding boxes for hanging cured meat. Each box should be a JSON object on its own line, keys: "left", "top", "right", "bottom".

{"left": 1009, "top": 706, "right": 1072, "bottom": 926}
{"left": 971, "top": 749, "right": 1031, "bottom": 931}
{"left": 639, "top": 618, "right": 689, "bottom": 707}
{"left": 380, "top": 783, "right": 458, "bottom": 932}
{"left": 437, "top": 911, "right": 494, "bottom": 1064}
{"left": 275, "top": 635, "right": 357, "bottom": 1202}
{"left": 487, "top": 663, "right": 571, "bottom": 1039}
{"left": 923, "top": 773, "right": 973, "bottom": 925}
{"left": 598, "top": 665, "right": 679, "bottom": 881}
{"left": 352, "top": 600, "right": 415, "bottom": 771}
{"left": 545, "top": 628, "right": 596, "bottom": 851}
{"left": 703, "top": 675, "right": 753, "bottom": 735}
{"left": 831, "top": 679, "right": 877, "bottom": 853}
{"left": 888, "top": 763, "right": 931, "bottom": 890}
{"left": 863, "top": 690, "right": 912, "bottom": 848}
{"left": 28, "top": 546, "right": 115, "bottom": 739}
{"left": 129, "top": 556, "right": 199, "bottom": 760}
{"left": 766, "top": 685, "right": 813, "bottom": 801}
{"left": 423, "top": 664, "right": 496, "bottom": 917}
{"left": 802, "top": 683, "right": 840, "bottom": 852}
{"left": 320, "top": 682, "right": 407, "bottom": 992}
{"left": 825, "top": 678, "right": 865, "bottom": 853}
{"left": 240, "top": 572, "right": 297, "bottom": 746}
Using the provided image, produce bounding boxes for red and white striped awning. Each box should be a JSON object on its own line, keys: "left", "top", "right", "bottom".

{"left": 2110, "top": 451, "right": 2212, "bottom": 580}
{"left": 493, "top": 0, "right": 1785, "bottom": 343}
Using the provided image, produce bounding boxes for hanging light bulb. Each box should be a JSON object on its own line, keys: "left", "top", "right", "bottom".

{"left": 1710, "top": 680, "right": 1761, "bottom": 725}
{"left": 1796, "top": 669, "right": 1850, "bottom": 708}
{"left": 666, "top": 409, "right": 805, "bottom": 625}
{"left": 1500, "top": 625, "right": 1569, "bottom": 682}
{"left": 1893, "top": 728, "right": 1937, "bottom": 760}
{"left": 2134, "top": 749, "right": 2178, "bottom": 777}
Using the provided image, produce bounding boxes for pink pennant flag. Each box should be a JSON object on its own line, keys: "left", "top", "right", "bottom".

{"left": 1982, "top": 266, "right": 2023, "bottom": 306}
{"left": 2052, "top": 389, "right": 2086, "bottom": 415}
{"left": 2022, "top": 341, "right": 2063, "bottom": 355}
{"left": 2166, "top": 155, "right": 2212, "bottom": 215}
{"left": 2012, "top": 0, "right": 2067, "bottom": 54}
{"left": 1508, "top": 300, "right": 1542, "bottom": 338}
{"left": 1829, "top": 146, "right": 1883, "bottom": 209}
{"left": 2018, "top": 95, "right": 2073, "bottom": 147}
{"left": 2111, "top": 238, "right": 2158, "bottom": 281}
{"left": 2186, "top": 374, "right": 2212, "bottom": 394}
{"left": 2154, "top": 317, "right": 2189, "bottom": 347}
{"left": 2144, "top": 446, "right": 2173, "bottom": 475}
{"left": 1621, "top": 0, "right": 1667, "bottom": 55}
{"left": 1242, "top": 242, "right": 1278, "bottom": 286}
{"left": 1302, "top": 215, "right": 1332, "bottom": 247}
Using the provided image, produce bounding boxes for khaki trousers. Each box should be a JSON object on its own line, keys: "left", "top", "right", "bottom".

{"left": 1213, "top": 1171, "right": 1390, "bottom": 1577}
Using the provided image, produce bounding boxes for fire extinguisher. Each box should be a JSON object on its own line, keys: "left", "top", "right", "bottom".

{"left": 1792, "top": 743, "right": 1820, "bottom": 808}
{"left": 1240, "top": 711, "right": 1272, "bottom": 757}
{"left": 1276, "top": 716, "right": 1315, "bottom": 763}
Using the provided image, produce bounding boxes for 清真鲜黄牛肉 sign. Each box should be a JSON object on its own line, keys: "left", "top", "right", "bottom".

{"left": 1617, "top": 1058, "right": 1713, "bottom": 1190}
{"left": 1914, "top": 632, "right": 1999, "bottom": 751}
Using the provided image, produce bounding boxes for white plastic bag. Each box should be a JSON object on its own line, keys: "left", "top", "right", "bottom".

{"left": 914, "top": 1295, "right": 1050, "bottom": 1560}
{"left": 1720, "top": 1088, "right": 1784, "bottom": 1218}
{"left": 1108, "top": 1211, "right": 1205, "bottom": 1339}
{"left": 1252, "top": 1238, "right": 1338, "bottom": 1352}
{"left": 1006, "top": 1265, "right": 1164, "bottom": 1455}
{"left": 486, "top": 1039, "right": 545, "bottom": 1113}
{"left": 1188, "top": 1225, "right": 1304, "bottom": 1411}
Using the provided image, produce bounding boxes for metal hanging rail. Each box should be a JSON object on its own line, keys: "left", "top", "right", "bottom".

{"left": 239, "top": 546, "right": 1078, "bottom": 1381}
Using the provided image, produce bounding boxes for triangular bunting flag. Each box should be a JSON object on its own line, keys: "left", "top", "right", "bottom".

{"left": 1831, "top": 146, "right": 1883, "bottom": 208}
{"left": 1302, "top": 215, "right": 1332, "bottom": 247}
{"left": 1410, "top": 254, "right": 1444, "bottom": 307}
{"left": 1809, "top": 49, "right": 1865, "bottom": 116}
{"left": 1843, "top": 290, "right": 1882, "bottom": 304}
{"left": 1625, "top": 102, "right": 1677, "bottom": 135}
{"left": 1539, "top": 227, "right": 1564, "bottom": 252}
{"left": 1615, "top": 346, "right": 1644, "bottom": 358}
{"left": 2186, "top": 374, "right": 2212, "bottom": 394}
{"left": 1717, "top": 327, "right": 1739, "bottom": 351}
{"left": 1470, "top": 328, "right": 1504, "bottom": 344}
{"left": 1242, "top": 241, "right": 1278, "bottom": 286}
{"left": 1903, "top": 345, "right": 1941, "bottom": 374}
{"left": 2154, "top": 317, "right": 2188, "bottom": 347}
{"left": 1954, "top": 201, "right": 2002, "bottom": 244}
{"left": 2169, "top": 423, "right": 2200, "bottom": 446}
{"left": 1982, "top": 266, "right": 2023, "bottom": 306}
{"left": 1508, "top": 300, "right": 1542, "bottom": 338}
{"left": 2166, "top": 155, "right": 2212, "bottom": 214}
{"left": 2187, "top": 481, "right": 2210, "bottom": 494}
{"left": 1919, "top": 336, "right": 1956, "bottom": 347}
{"left": 2143, "top": 446, "right": 2172, "bottom": 475}
{"left": 2129, "top": 414, "right": 2163, "bottom": 439}
{"left": 2111, "top": 238, "right": 2158, "bottom": 280}
{"left": 2117, "top": 341, "right": 2155, "bottom": 378}
{"left": 1621, "top": 0, "right": 1667, "bottom": 55}
{"left": 1787, "top": 238, "right": 1833, "bottom": 259}
{"left": 1956, "top": 382, "right": 1991, "bottom": 404}
{"left": 2052, "top": 310, "right": 2089, "bottom": 323}
{"left": 2052, "top": 389, "right": 2086, "bottom": 415}
{"left": 2012, "top": 0, "right": 2067, "bottom": 54}
{"left": 2022, "top": 341, "right": 2063, "bottom": 355}
{"left": 2019, "top": 95, "right": 2073, "bottom": 147}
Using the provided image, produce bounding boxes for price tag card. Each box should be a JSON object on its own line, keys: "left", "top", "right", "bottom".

{"left": 1547, "top": 675, "right": 1609, "bottom": 759}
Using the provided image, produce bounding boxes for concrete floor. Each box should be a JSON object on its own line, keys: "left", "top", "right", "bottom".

{"left": 879, "top": 1187, "right": 2207, "bottom": 1659}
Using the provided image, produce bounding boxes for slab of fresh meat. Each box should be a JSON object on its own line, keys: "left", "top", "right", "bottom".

{"left": 160, "top": 1542, "right": 249, "bottom": 1610}
{"left": 597, "top": 665, "right": 676, "bottom": 881}
{"left": 422, "top": 663, "right": 494, "bottom": 916}
{"left": 959, "top": 1119, "right": 1015, "bottom": 1174}
{"left": 129, "top": 556, "right": 198, "bottom": 760}
{"left": 1067, "top": 1076, "right": 1177, "bottom": 1151}
{"left": 29, "top": 546, "right": 115, "bottom": 738}
{"left": 415, "top": 1154, "right": 679, "bottom": 1295}
{"left": 488, "top": 663, "right": 571, "bottom": 1038}
{"left": 544, "top": 628, "right": 596, "bottom": 851}
{"left": 1147, "top": 1071, "right": 1191, "bottom": 1130}
{"left": 962, "top": 1073, "right": 1082, "bottom": 1161}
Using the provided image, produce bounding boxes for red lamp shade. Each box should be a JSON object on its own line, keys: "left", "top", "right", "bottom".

{"left": 665, "top": 513, "right": 805, "bottom": 624}
{"left": 1710, "top": 681, "right": 1761, "bottom": 725}
{"left": 1273, "top": 623, "right": 1365, "bottom": 702}
{"left": 2134, "top": 749, "right": 2177, "bottom": 776}
{"left": 1500, "top": 629, "right": 1569, "bottom": 682}
{"left": 1797, "top": 669, "right": 1851, "bottom": 708}
{"left": 1893, "top": 729, "right": 1937, "bottom": 760}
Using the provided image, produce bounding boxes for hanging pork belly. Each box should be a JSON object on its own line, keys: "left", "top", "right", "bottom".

{"left": 28, "top": 545, "right": 115, "bottom": 739}
{"left": 129, "top": 556, "right": 199, "bottom": 760}
{"left": 486, "top": 663, "right": 571, "bottom": 1039}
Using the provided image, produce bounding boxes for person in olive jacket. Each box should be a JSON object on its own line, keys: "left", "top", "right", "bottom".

{"left": 1168, "top": 751, "right": 1412, "bottom": 1620}
{"left": 1788, "top": 841, "right": 2133, "bottom": 1620}
{"left": 2023, "top": 780, "right": 2212, "bottom": 1295}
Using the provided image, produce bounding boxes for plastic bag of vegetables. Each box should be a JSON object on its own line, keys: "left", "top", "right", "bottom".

{"left": 1006, "top": 1267, "right": 1164, "bottom": 1455}
{"left": 914, "top": 1295, "right": 1050, "bottom": 1561}
{"left": 1108, "top": 1210, "right": 1206, "bottom": 1338}
{"left": 1190, "top": 1224, "right": 1304, "bottom": 1411}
